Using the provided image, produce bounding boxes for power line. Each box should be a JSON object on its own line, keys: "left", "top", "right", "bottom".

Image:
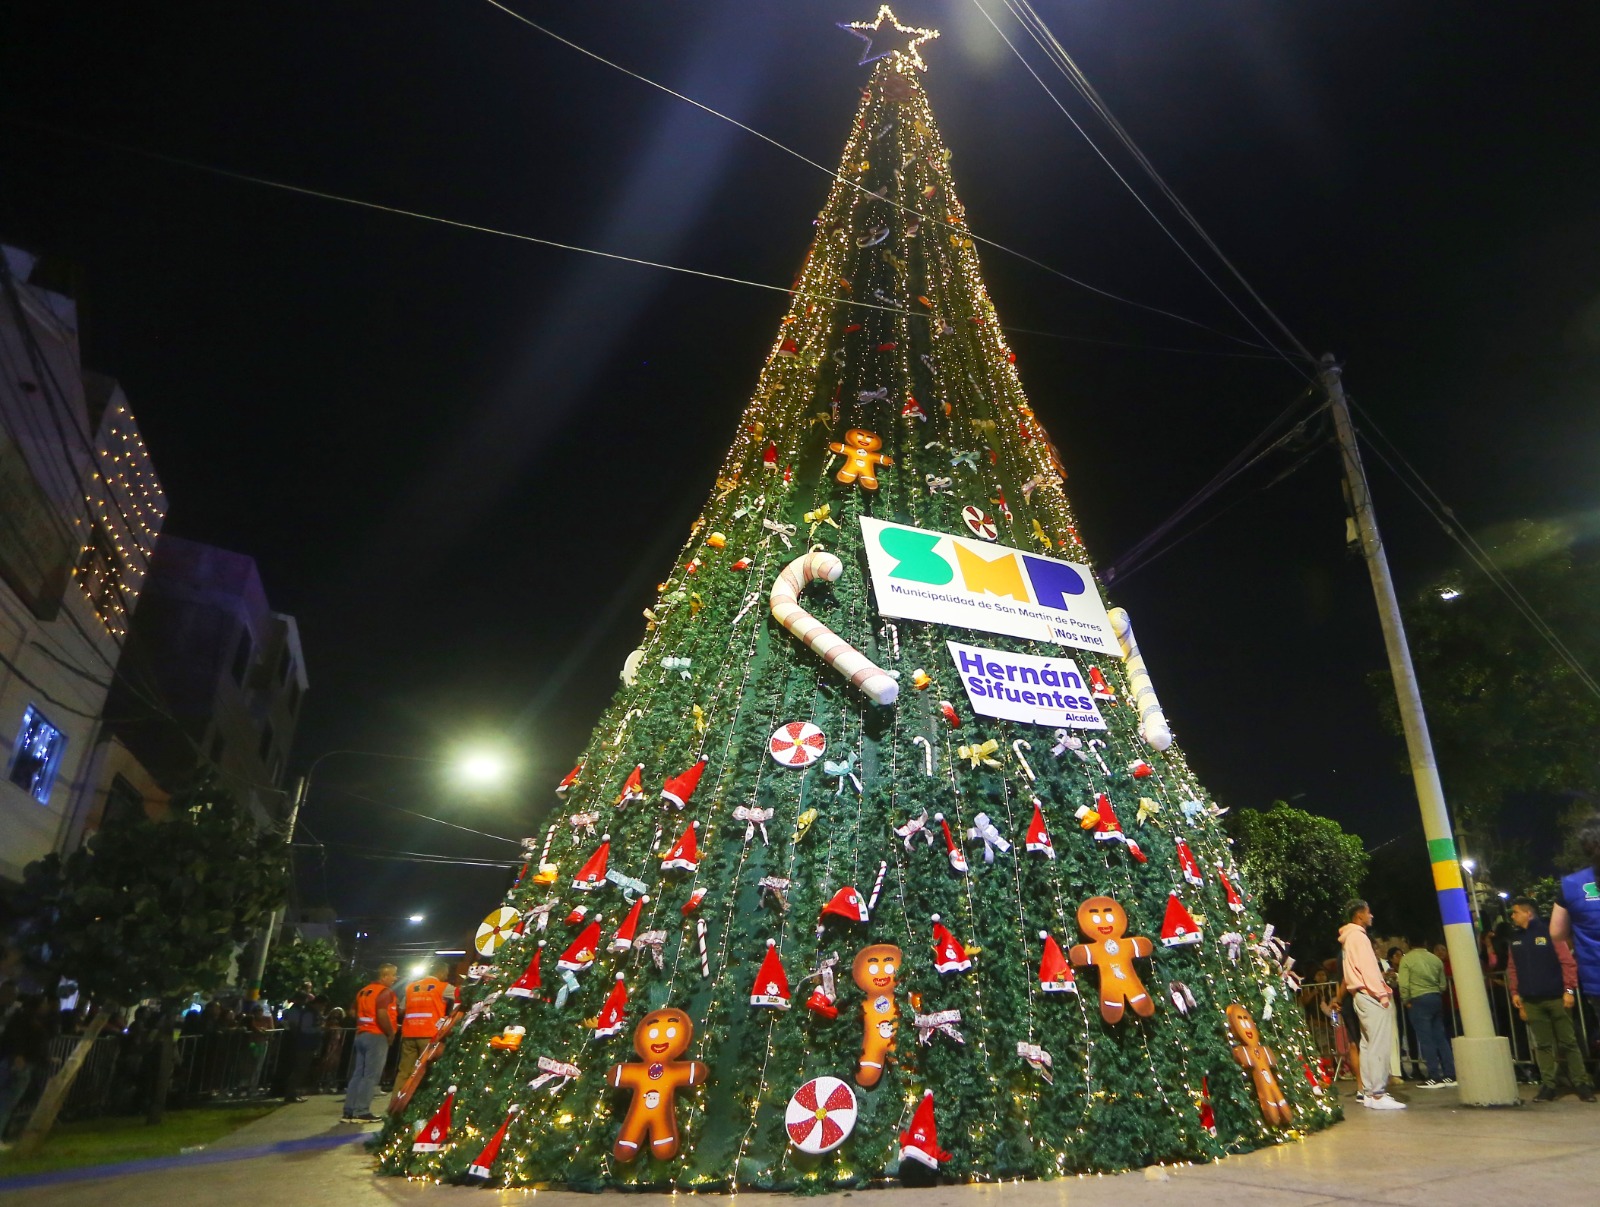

{"left": 476, "top": 0, "right": 1264, "bottom": 350}
{"left": 318, "top": 784, "right": 524, "bottom": 848}
{"left": 1351, "top": 419, "right": 1600, "bottom": 702}
{"left": 968, "top": 0, "right": 1309, "bottom": 375}
{"left": 3, "top": 117, "right": 1286, "bottom": 364}
{"left": 998, "top": 0, "right": 1319, "bottom": 368}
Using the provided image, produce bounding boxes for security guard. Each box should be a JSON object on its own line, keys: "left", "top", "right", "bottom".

{"left": 395, "top": 960, "right": 457, "bottom": 1090}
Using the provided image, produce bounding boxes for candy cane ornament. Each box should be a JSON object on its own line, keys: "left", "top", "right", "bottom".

{"left": 1107, "top": 607, "right": 1173, "bottom": 751}
{"left": 1011, "top": 740, "right": 1036, "bottom": 782}
{"left": 770, "top": 552, "right": 898, "bottom": 705}
{"left": 538, "top": 823, "right": 557, "bottom": 867}
{"left": 911, "top": 735, "right": 934, "bottom": 776}
{"left": 1086, "top": 739, "right": 1110, "bottom": 776}
{"left": 867, "top": 860, "right": 889, "bottom": 912}
{"left": 696, "top": 918, "right": 710, "bottom": 978}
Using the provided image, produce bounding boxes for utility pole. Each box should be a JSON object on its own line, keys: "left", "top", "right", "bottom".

{"left": 246, "top": 774, "right": 307, "bottom": 1001}
{"left": 1321, "top": 354, "right": 1516, "bottom": 1104}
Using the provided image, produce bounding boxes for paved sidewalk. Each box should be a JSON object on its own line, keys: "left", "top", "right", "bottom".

{"left": 0, "top": 1084, "right": 1591, "bottom": 1205}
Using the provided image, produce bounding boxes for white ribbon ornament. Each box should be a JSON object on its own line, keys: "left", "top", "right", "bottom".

{"left": 966, "top": 813, "right": 1011, "bottom": 864}
{"left": 894, "top": 810, "right": 933, "bottom": 849}
{"left": 733, "top": 804, "right": 774, "bottom": 845}
{"left": 526, "top": 1056, "right": 581, "bottom": 1093}
{"left": 1017, "top": 1041, "right": 1054, "bottom": 1083}
{"left": 912, "top": 1009, "right": 965, "bottom": 1046}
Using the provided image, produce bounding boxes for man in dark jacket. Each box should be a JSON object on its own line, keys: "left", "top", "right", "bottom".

{"left": 1508, "top": 897, "right": 1596, "bottom": 1102}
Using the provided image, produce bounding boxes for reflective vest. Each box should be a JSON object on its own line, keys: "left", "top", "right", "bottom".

{"left": 1560, "top": 868, "right": 1600, "bottom": 995}
{"left": 354, "top": 982, "right": 396, "bottom": 1036}
{"left": 401, "top": 976, "right": 451, "bottom": 1038}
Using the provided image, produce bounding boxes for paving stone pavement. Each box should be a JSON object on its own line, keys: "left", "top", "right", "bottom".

{"left": 1, "top": 1084, "right": 1593, "bottom": 1206}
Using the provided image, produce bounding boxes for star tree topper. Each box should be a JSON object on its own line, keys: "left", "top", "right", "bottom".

{"left": 838, "top": 5, "right": 940, "bottom": 71}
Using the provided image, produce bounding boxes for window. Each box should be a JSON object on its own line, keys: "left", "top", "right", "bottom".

{"left": 257, "top": 721, "right": 274, "bottom": 764}
{"left": 103, "top": 774, "right": 144, "bottom": 826}
{"left": 7, "top": 705, "right": 67, "bottom": 804}
{"left": 230, "top": 627, "right": 253, "bottom": 684}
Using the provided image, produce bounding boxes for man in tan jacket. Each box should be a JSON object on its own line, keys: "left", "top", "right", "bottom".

{"left": 1340, "top": 899, "right": 1406, "bottom": 1110}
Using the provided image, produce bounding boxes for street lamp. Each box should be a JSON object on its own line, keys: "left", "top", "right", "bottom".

{"left": 246, "top": 744, "right": 515, "bottom": 997}
{"left": 408, "top": 914, "right": 426, "bottom": 924}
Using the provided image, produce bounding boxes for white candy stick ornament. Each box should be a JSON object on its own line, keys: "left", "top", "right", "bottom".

{"left": 1086, "top": 739, "right": 1110, "bottom": 776}
{"left": 696, "top": 918, "right": 710, "bottom": 978}
{"left": 1107, "top": 607, "right": 1173, "bottom": 751}
{"left": 867, "top": 860, "right": 889, "bottom": 912}
{"left": 770, "top": 552, "right": 898, "bottom": 705}
{"left": 1011, "top": 739, "right": 1036, "bottom": 782}
{"left": 538, "top": 823, "right": 557, "bottom": 866}
{"left": 911, "top": 735, "right": 934, "bottom": 776}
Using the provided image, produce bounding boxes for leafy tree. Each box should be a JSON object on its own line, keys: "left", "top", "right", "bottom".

{"left": 262, "top": 937, "right": 342, "bottom": 1002}
{"left": 12, "top": 776, "right": 287, "bottom": 1139}
{"left": 1373, "top": 520, "right": 1600, "bottom": 852}
{"left": 1226, "top": 801, "right": 1369, "bottom": 957}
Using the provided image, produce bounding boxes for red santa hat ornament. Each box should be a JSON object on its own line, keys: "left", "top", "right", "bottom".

{"left": 1217, "top": 864, "right": 1245, "bottom": 913}
{"left": 555, "top": 763, "right": 582, "bottom": 796}
{"left": 506, "top": 941, "right": 546, "bottom": 999}
{"left": 412, "top": 1085, "right": 457, "bottom": 1152}
{"left": 1024, "top": 799, "right": 1054, "bottom": 859}
{"left": 557, "top": 918, "right": 602, "bottom": 971}
{"left": 589, "top": 974, "right": 629, "bottom": 1038}
{"left": 660, "top": 822, "right": 699, "bottom": 872}
{"left": 1091, "top": 794, "right": 1122, "bottom": 842}
{"left": 819, "top": 885, "right": 869, "bottom": 926}
{"left": 610, "top": 896, "right": 648, "bottom": 952}
{"left": 749, "top": 939, "right": 792, "bottom": 1009}
{"left": 1159, "top": 893, "right": 1203, "bottom": 948}
{"left": 1128, "top": 759, "right": 1153, "bottom": 779}
{"left": 660, "top": 758, "right": 709, "bottom": 810}
{"left": 937, "top": 813, "right": 969, "bottom": 874}
{"left": 1038, "top": 931, "right": 1077, "bottom": 994}
{"left": 614, "top": 764, "right": 645, "bottom": 807}
{"left": 931, "top": 915, "right": 973, "bottom": 974}
{"left": 1087, "top": 666, "right": 1116, "bottom": 700}
{"left": 898, "top": 1090, "right": 953, "bottom": 1171}
{"left": 1175, "top": 837, "right": 1205, "bottom": 887}
{"left": 572, "top": 836, "right": 611, "bottom": 892}
{"left": 466, "top": 1104, "right": 520, "bottom": 1178}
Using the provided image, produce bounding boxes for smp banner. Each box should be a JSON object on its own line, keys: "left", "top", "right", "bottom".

{"left": 859, "top": 516, "right": 1119, "bottom": 653}
{"left": 946, "top": 641, "right": 1108, "bottom": 730}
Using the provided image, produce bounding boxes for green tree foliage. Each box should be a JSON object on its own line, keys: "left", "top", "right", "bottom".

{"left": 262, "top": 937, "right": 342, "bottom": 1002}
{"left": 374, "top": 55, "right": 1338, "bottom": 1191}
{"left": 1374, "top": 520, "right": 1600, "bottom": 846}
{"left": 1226, "top": 803, "right": 1367, "bottom": 956}
{"left": 16, "top": 777, "right": 288, "bottom": 1006}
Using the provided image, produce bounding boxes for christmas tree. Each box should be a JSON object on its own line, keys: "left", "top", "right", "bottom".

{"left": 378, "top": 9, "right": 1338, "bottom": 1190}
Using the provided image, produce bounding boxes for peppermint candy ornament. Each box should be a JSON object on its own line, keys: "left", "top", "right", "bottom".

{"left": 962, "top": 506, "right": 998, "bottom": 540}
{"left": 785, "top": 1076, "right": 858, "bottom": 1154}
{"left": 475, "top": 906, "right": 521, "bottom": 957}
{"left": 769, "top": 720, "right": 827, "bottom": 768}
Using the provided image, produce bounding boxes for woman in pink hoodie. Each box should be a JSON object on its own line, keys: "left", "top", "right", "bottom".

{"left": 1340, "top": 899, "right": 1406, "bottom": 1109}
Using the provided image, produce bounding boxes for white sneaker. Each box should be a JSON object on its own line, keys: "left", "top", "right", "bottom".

{"left": 1417, "top": 1079, "right": 1442, "bottom": 1089}
{"left": 1363, "top": 1094, "right": 1408, "bottom": 1110}
{"left": 1438, "top": 1078, "right": 1457, "bottom": 1087}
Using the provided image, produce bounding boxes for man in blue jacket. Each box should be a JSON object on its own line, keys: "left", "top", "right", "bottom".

{"left": 1508, "top": 897, "right": 1595, "bottom": 1102}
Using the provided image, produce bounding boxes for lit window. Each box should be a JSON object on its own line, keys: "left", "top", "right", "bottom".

{"left": 8, "top": 705, "right": 68, "bottom": 804}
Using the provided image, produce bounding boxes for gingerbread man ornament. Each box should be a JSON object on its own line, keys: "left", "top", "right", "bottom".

{"left": 852, "top": 943, "right": 901, "bottom": 1087}
{"left": 1068, "top": 896, "right": 1156, "bottom": 1024}
{"left": 1226, "top": 1003, "right": 1292, "bottom": 1126}
{"left": 829, "top": 429, "right": 893, "bottom": 491}
{"left": 608, "top": 1007, "right": 708, "bottom": 1163}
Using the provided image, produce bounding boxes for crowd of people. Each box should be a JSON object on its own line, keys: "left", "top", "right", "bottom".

{"left": 1307, "top": 815, "right": 1600, "bottom": 1110}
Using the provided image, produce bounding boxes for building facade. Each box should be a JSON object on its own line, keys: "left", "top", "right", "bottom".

{"left": 0, "top": 246, "right": 167, "bottom": 883}
{"left": 105, "top": 535, "right": 308, "bottom": 829}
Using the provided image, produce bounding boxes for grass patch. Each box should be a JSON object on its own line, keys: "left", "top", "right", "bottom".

{"left": 0, "top": 1103, "right": 281, "bottom": 1176}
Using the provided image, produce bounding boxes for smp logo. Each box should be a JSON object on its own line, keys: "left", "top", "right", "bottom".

{"left": 859, "top": 518, "right": 1119, "bottom": 653}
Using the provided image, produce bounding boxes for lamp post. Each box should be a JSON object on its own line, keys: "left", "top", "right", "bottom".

{"left": 246, "top": 747, "right": 511, "bottom": 998}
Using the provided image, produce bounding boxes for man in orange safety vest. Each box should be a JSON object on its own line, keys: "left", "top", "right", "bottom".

{"left": 340, "top": 963, "right": 397, "bottom": 1123}
{"left": 395, "top": 960, "right": 458, "bottom": 1090}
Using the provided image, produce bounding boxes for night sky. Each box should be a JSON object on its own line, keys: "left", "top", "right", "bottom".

{"left": 5, "top": 2, "right": 1598, "bottom": 964}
